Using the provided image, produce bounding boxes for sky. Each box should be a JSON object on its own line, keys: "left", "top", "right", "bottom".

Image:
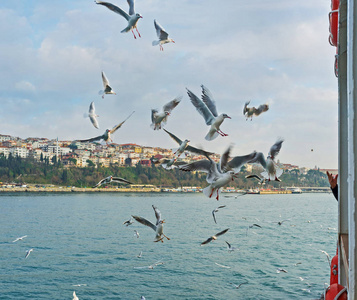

{"left": 0, "top": 0, "right": 338, "bottom": 169}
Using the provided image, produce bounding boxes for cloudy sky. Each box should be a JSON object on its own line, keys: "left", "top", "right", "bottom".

{"left": 0, "top": 0, "right": 338, "bottom": 169}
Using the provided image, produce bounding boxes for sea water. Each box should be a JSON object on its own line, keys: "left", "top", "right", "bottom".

{"left": 0, "top": 192, "right": 337, "bottom": 300}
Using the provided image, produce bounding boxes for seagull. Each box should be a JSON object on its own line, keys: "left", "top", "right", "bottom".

{"left": 12, "top": 235, "right": 27, "bottom": 243}
{"left": 73, "top": 291, "right": 79, "bottom": 300}
{"left": 246, "top": 223, "right": 262, "bottom": 236}
{"left": 123, "top": 216, "right": 134, "bottom": 226}
{"left": 151, "top": 97, "right": 181, "bottom": 130}
{"left": 251, "top": 139, "right": 284, "bottom": 181}
{"left": 86, "top": 102, "right": 99, "bottom": 129}
{"left": 215, "top": 262, "right": 231, "bottom": 268}
{"left": 137, "top": 251, "right": 142, "bottom": 258}
{"left": 243, "top": 101, "right": 269, "bottom": 120}
{"left": 141, "top": 297, "right": 146, "bottom": 300}
{"left": 99, "top": 71, "right": 116, "bottom": 99}
{"left": 320, "top": 250, "right": 331, "bottom": 266}
{"left": 77, "top": 111, "right": 135, "bottom": 144}
{"left": 212, "top": 205, "right": 226, "bottom": 224}
{"left": 95, "top": 0, "right": 142, "bottom": 39}
{"left": 277, "top": 219, "right": 289, "bottom": 225}
{"left": 134, "top": 260, "right": 164, "bottom": 269}
{"left": 150, "top": 156, "right": 187, "bottom": 170}
{"left": 163, "top": 129, "right": 214, "bottom": 158}
{"left": 201, "top": 228, "right": 229, "bottom": 245}
{"left": 225, "top": 241, "right": 237, "bottom": 252}
{"left": 276, "top": 268, "right": 288, "bottom": 273}
{"left": 132, "top": 205, "right": 170, "bottom": 242}
{"left": 229, "top": 282, "right": 248, "bottom": 289}
{"left": 152, "top": 19, "right": 175, "bottom": 51}
{"left": 93, "top": 175, "right": 132, "bottom": 188}
{"left": 25, "top": 248, "right": 33, "bottom": 259}
{"left": 134, "top": 230, "right": 139, "bottom": 238}
{"left": 186, "top": 85, "right": 231, "bottom": 141}
{"left": 179, "top": 145, "right": 258, "bottom": 200}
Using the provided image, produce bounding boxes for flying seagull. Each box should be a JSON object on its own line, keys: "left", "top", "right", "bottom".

{"left": 25, "top": 248, "right": 33, "bottom": 259}
{"left": 251, "top": 139, "right": 284, "bottom": 181}
{"left": 77, "top": 111, "right": 135, "bottom": 144}
{"left": 246, "top": 223, "right": 262, "bottom": 236}
{"left": 86, "top": 102, "right": 99, "bottom": 129}
{"left": 229, "top": 282, "right": 248, "bottom": 289}
{"left": 225, "top": 241, "right": 238, "bottom": 252}
{"left": 245, "top": 174, "right": 266, "bottom": 184}
{"left": 132, "top": 205, "right": 170, "bottom": 242}
{"left": 95, "top": 0, "right": 143, "bottom": 39}
{"left": 151, "top": 96, "right": 181, "bottom": 130}
{"left": 137, "top": 251, "right": 142, "bottom": 258}
{"left": 134, "top": 260, "right": 164, "bottom": 269}
{"left": 134, "top": 230, "right": 139, "bottom": 238}
{"left": 73, "top": 291, "right": 79, "bottom": 300}
{"left": 123, "top": 216, "right": 134, "bottom": 226}
{"left": 99, "top": 71, "right": 116, "bottom": 99}
{"left": 152, "top": 19, "right": 175, "bottom": 51}
{"left": 12, "top": 235, "right": 27, "bottom": 243}
{"left": 150, "top": 156, "right": 187, "bottom": 170}
{"left": 180, "top": 145, "right": 258, "bottom": 200}
{"left": 93, "top": 175, "right": 132, "bottom": 188}
{"left": 163, "top": 129, "right": 214, "bottom": 158}
{"left": 276, "top": 268, "right": 288, "bottom": 273}
{"left": 201, "top": 228, "right": 229, "bottom": 245}
{"left": 277, "top": 219, "right": 289, "bottom": 225}
{"left": 212, "top": 205, "right": 226, "bottom": 224}
{"left": 243, "top": 101, "right": 269, "bottom": 120}
{"left": 186, "top": 85, "right": 231, "bottom": 141}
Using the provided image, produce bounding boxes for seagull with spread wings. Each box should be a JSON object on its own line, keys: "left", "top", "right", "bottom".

{"left": 201, "top": 228, "right": 229, "bottom": 245}
{"left": 152, "top": 19, "right": 175, "bottom": 51}
{"left": 243, "top": 101, "right": 269, "bottom": 120}
{"left": 163, "top": 129, "right": 214, "bottom": 158}
{"left": 180, "top": 145, "right": 258, "bottom": 200}
{"left": 132, "top": 205, "right": 170, "bottom": 242}
{"left": 12, "top": 235, "right": 27, "bottom": 243}
{"left": 77, "top": 111, "right": 134, "bottom": 144}
{"left": 95, "top": 0, "right": 142, "bottom": 39}
{"left": 86, "top": 102, "right": 99, "bottom": 129}
{"left": 186, "top": 85, "right": 231, "bottom": 141}
{"left": 212, "top": 205, "right": 226, "bottom": 224}
{"left": 93, "top": 175, "right": 132, "bottom": 188}
{"left": 151, "top": 96, "right": 181, "bottom": 130}
{"left": 99, "top": 71, "right": 116, "bottom": 99}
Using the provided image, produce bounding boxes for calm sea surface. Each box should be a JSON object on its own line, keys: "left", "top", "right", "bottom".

{"left": 0, "top": 192, "right": 337, "bottom": 300}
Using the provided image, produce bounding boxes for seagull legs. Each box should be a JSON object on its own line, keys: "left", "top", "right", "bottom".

{"left": 159, "top": 45, "right": 164, "bottom": 51}
{"left": 131, "top": 30, "right": 137, "bottom": 39}
{"left": 217, "top": 130, "right": 228, "bottom": 137}
{"left": 136, "top": 28, "right": 141, "bottom": 38}
{"left": 216, "top": 189, "right": 220, "bottom": 201}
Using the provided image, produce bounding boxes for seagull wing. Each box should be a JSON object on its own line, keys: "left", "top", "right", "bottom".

{"left": 186, "top": 88, "right": 215, "bottom": 125}
{"left": 127, "top": 0, "right": 135, "bottom": 15}
{"left": 163, "top": 96, "right": 182, "bottom": 113}
{"left": 227, "top": 151, "right": 259, "bottom": 172}
{"left": 215, "top": 228, "right": 229, "bottom": 237}
{"left": 111, "top": 177, "right": 133, "bottom": 185}
{"left": 243, "top": 101, "right": 250, "bottom": 115}
{"left": 163, "top": 128, "right": 182, "bottom": 145}
{"left": 179, "top": 160, "right": 212, "bottom": 173}
{"left": 217, "top": 205, "right": 226, "bottom": 209}
{"left": 152, "top": 205, "right": 162, "bottom": 225}
{"left": 201, "top": 237, "right": 213, "bottom": 245}
{"left": 77, "top": 134, "right": 104, "bottom": 143}
{"left": 269, "top": 139, "right": 284, "bottom": 159}
{"left": 225, "top": 241, "right": 231, "bottom": 248}
{"left": 110, "top": 111, "right": 135, "bottom": 134}
{"left": 89, "top": 101, "right": 95, "bottom": 115}
{"left": 252, "top": 223, "right": 262, "bottom": 228}
{"left": 101, "top": 71, "right": 110, "bottom": 88}
{"left": 154, "top": 19, "right": 169, "bottom": 40}
{"left": 218, "top": 145, "right": 232, "bottom": 173}
{"left": 212, "top": 210, "right": 217, "bottom": 224}
{"left": 131, "top": 215, "right": 157, "bottom": 231}
{"left": 93, "top": 178, "right": 106, "bottom": 188}
{"left": 95, "top": 0, "right": 130, "bottom": 20}
{"left": 245, "top": 174, "right": 262, "bottom": 181}
{"left": 201, "top": 85, "right": 218, "bottom": 117}
{"left": 254, "top": 104, "right": 269, "bottom": 116}
{"left": 185, "top": 145, "right": 214, "bottom": 157}
{"left": 248, "top": 151, "right": 267, "bottom": 169}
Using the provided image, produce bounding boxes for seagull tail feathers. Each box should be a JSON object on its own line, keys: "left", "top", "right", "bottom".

{"left": 202, "top": 186, "right": 214, "bottom": 198}
{"left": 205, "top": 131, "right": 219, "bottom": 141}
{"left": 152, "top": 40, "right": 160, "bottom": 46}
{"left": 98, "top": 90, "right": 104, "bottom": 95}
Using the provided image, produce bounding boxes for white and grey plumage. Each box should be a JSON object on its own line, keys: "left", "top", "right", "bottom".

{"left": 77, "top": 111, "right": 134, "bottom": 144}
{"left": 134, "top": 230, "right": 139, "bottom": 238}
{"left": 137, "top": 251, "right": 142, "bottom": 258}
{"left": 186, "top": 85, "right": 231, "bottom": 141}
{"left": 151, "top": 97, "right": 181, "bottom": 130}
{"left": 276, "top": 268, "right": 288, "bottom": 273}
{"left": 201, "top": 228, "right": 229, "bottom": 245}
{"left": 225, "top": 241, "right": 237, "bottom": 252}
{"left": 277, "top": 219, "right": 289, "bottom": 225}
{"left": 152, "top": 19, "right": 175, "bottom": 51}
{"left": 163, "top": 129, "right": 214, "bottom": 158}
{"left": 150, "top": 157, "right": 187, "bottom": 170}
{"left": 243, "top": 101, "right": 269, "bottom": 120}
{"left": 99, "top": 71, "right": 116, "bottom": 99}
{"left": 245, "top": 174, "right": 266, "bottom": 185}
{"left": 73, "top": 291, "right": 79, "bottom": 300}
{"left": 123, "top": 216, "right": 134, "bottom": 226}
{"left": 229, "top": 282, "right": 248, "bottom": 289}
{"left": 132, "top": 205, "right": 170, "bottom": 242}
{"left": 87, "top": 102, "right": 99, "bottom": 129}
{"left": 134, "top": 260, "right": 164, "bottom": 269}
{"left": 320, "top": 250, "right": 331, "bottom": 266}
{"left": 212, "top": 205, "right": 226, "bottom": 224}
{"left": 12, "top": 235, "right": 27, "bottom": 243}
{"left": 141, "top": 297, "right": 146, "bottom": 300}
{"left": 180, "top": 146, "right": 258, "bottom": 200}
{"left": 95, "top": 0, "right": 142, "bottom": 39}
{"left": 25, "top": 248, "right": 33, "bottom": 259}
{"left": 93, "top": 175, "right": 132, "bottom": 188}
{"left": 251, "top": 139, "right": 284, "bottom": 181}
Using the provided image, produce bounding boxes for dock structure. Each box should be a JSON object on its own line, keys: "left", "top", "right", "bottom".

{"left": 337, "top": 0, "right": 357, "bottom": 295}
